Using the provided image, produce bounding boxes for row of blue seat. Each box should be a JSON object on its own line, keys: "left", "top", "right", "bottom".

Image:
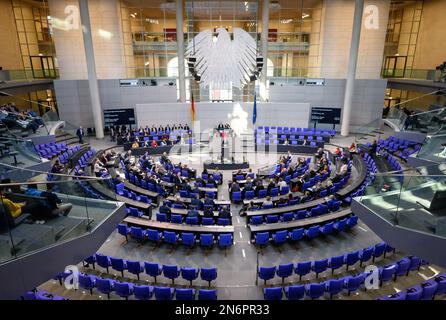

{"left": 21, "top": 290, "right": 68, "bottom": 300}
{"left": 253, "top": 215, "right": 358, "bottom": 246}
{"left": 77, "top": 273, "right": 216, "bottom": 300}
{"left": 377, "top": 273, "right": 446, "bottom": 300}
{"left": 118, "top": 225, "right": 233, "bottom": 249}
{"left": 83, "top": 253, "right": 218, "bottom": 286}
{"left": 263, "top": 256, "right": 424, "bottom": 300}
{"left": 156, "top": 213, "right": 231, "bottom": 226}
{"left": 255, "top": 126, "right": 335, "bottom": 137}
{"left": 258, "top": 243, "right": 395, "bottom": 284}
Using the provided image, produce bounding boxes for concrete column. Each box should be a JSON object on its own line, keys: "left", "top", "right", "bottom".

{"left": 341, "top": 0, "right": 364, "bottom": 136}
{"left": 79, "top": 0, "right": 104, "bottom": 139}
{"left": 260, "top": 0, "right": 269, "bottom": 100}
{"left": 176, "top": 0, "right": 186, "bottom": 102}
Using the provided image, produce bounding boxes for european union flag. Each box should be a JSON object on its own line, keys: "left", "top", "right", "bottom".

{"left": 252, "top": 92, "right": 257, "bottom": 124}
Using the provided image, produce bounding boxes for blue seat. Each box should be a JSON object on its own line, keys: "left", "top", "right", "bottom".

{"left": 181, "top": 232, "right": 196, "bottom": 247}
{"left": 328, "top": 255, "right": 344, "bottom": 275}
{"left": 218, "top": 234, "right": 233, "bottom": 251}
{"left": 202, "top": 217, "right": 214, "bottom": 225}
{"left": 406, "top": 285, "right": 423, "bottom": 300}
{"left": 394, "top": 258, "right": 411, "bottom": 280}
{"left": 130, "top": 227, "right": 147, "bottom": 243}
{"left": 147, "top": 229, "right": 163, "bottom": 243}
{"left": 163, "top": 265, "right": 180, "bottom": 284}
{"left": 344, "top": 274, "right": 364, "bottom": 295}
{"left": 186, "top": 216, "right": 199, "bottom": 225}
{"left": 359, "top": 247, "right": 374, "bottom": 267}
{"left": 181, "top": 267, "right": 199, "bottom": 286}
{"left": 269, "top": 188, "right": 279, "bottom": 197}
{"left": 154, "top": 286, "right": 174, "bottom": 300}
{"left": 408, "top": 256, "right": 422, "bottom": 273}
{"left": 295, "top": 261, "right": 312, "bottom": 281}
{"left": 266, "top": 215, "right": 279, "bottom": 224}
{"left": 170, "top": 214, "right": 183, "bottom": 224}
{"left": 326, "top": 279, "right": 345, "bottom": 299}
{"left": 133, "top": 285, "right": 154, "bottom": 300}
{"left": 421, "top": 281, "right": 439, "bottom": 300}
{"left": 379, "top": 264, "right": 397, "bottom": 286}
{"left": 232, "top": 191, "right": 242, "bottom": 202}
{"left": 384, "top": 243, "right": 395, "bottom": 258}
{"left": 305, "top": 225, "right": 320, "bottom": 239}
{"left": 164, "top": 231, "right": 179, "bottom": 246}
{"left": 312, "top": 259, "right": 328, "bottom": 278}
{"left": 346, "top": 215, "right": 358, "bottom": 228}
{"left": 255, "top": 232, "right": 270, "bottom": 247}
{"left": 276, "top": 263, "right": 294, "bottom": 283}
{"left": 217, "top": 218, "right": 230, "bottom": 226}
{"left": 272, "top": 230, "right": 287, "bottom": 245}
{"left": 200, "top": 234, "right": 214, "bottom": 248}
{"left": 95, "top": 254, "right": 111, "bottom": 273}
{"left": 156, "top": 213, "right": 168, "bottom": 222}
{"left": 250, "top": 216, "right": 263, "bottom": 225}
{"left": 117, "top": 224, "right": 130, "bottom": 240}
{"left": 258, "top": 266, "right": 276, "bottom": 285}
{"left": 144, "top": 262, "right": 162, "bottom": 282}
{"left": 378, "top": 291, "right": 407, "bottom": 300}
{"left": 126, "top": 260, "right": 144, "bottom": 280}
{"left": 289, "top": 228, "right": 304, "bottom": 241}
{"left": 333, "top": 219, "right": 347, "bottom": 232}
{"left": 319, "top": 222, "right": 334, "bottom": 235}
{"left": 284, "top": 285, "right": 305, "bottom": 300}
{"left": 305, "top": 283, "right": 325, "bottom": 300}
{"left": 110, "top": 257, "right": 127, "bottom": 277}
{"left": 200, "top": 267, "right": 217, "bottom": 286}
{"left": 373, "top": 242, "right": 386, "bottom": 262}
{"left": 264, "top": 287, "right": 282, "bottom": 300}
{"left": 245, "top": 190, "right": 255, "bottom": 200}
{"left": 198, "top": 289, "right": 217, "bottom": 300}
{"left": 282, "top": 212, "right": 294, "bottom": 222}
{"left": 344, "top": 251, "right": 360, "bottom": 271}
{"left": 176, "top": 288, "right": 195, "bottom": 300}
{"left": 95, "top": 278, "right": 114, "bottom": 299}
{"left": 258, "top": 189, "right": 267, "bottom": 198}
{"left": 78, "top": 274, "right": 96, "bottom": 295}
{"left": 114, "top": 282, "right": 134, "bottom": 300}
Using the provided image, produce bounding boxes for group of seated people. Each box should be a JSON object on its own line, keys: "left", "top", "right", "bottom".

{"left": 0, "top": 102, "right": 43, "bottom": 133}
{"left": 159, "top": 196, "right": 231, "bottom": 224}
{"left": 0, "top": 181, "right": 73, "bottom": 226}
{"left": 114, "top": 124, "right": 192, "bottom": 147}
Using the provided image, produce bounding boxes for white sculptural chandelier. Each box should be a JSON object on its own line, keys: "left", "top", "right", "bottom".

{"left": 186, "top": 28, "right": 263, "bottom": 90}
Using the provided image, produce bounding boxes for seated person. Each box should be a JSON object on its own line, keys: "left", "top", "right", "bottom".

{"left": 131, "top": 141, "right": 139, "bottom": 149}
{"left": 191, "top": 194, "right": 203, "bottom": 210}
{"left": 151, "top": 140, "right": 158, "bottom": 147}
{"left": 93, "top": 159, "right": 107, "bottom": 177}
{"left": 51, "top": 160, "right": 64, "bottom": 174}
{"left": 277, "top": 178, "right": 287, "bottom": 191}
{"left": 300, "top": 190, "right": 312, "bottom": 203}
{"left": 218, "top": 205, "right": 231, "bottom": 219}
{"left": 41, "top": 184, "right": 72, "bottom": 216}
{"left": 202, "top": 206, "right": 214, "bottom": 219}
{"left": 187, "top": 207, "right": 199, "bottom": 220}
{"left": 159, "top": 202, "right": 171, "bottom": 215}
{"left": 174, "top": 196, "right": 186, "bottom": 209}
{"left": 203, "top": 194, "right": 214, "bottom": 206}
{"left": 262, "top": 196, "right": 273, "bottom": 208}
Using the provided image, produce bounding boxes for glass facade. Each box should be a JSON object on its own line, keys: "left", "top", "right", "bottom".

{"left": 12, "top": 0, "right": 58, "bottom": 79}
{"left": 381, "top": 0, "right": 423, "bottom": 78}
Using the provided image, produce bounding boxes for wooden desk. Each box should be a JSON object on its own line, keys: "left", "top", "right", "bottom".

{"left": 169, "top": 207, "right": 231, "bottom": 218}
{"left": 336, "top": 154, "right": 367, "bottom": 198}
{"left": 124, "top": 216, "right": 234, "bottom": 235}
{"left": 246, "top": 197, "right": 327, "bottom": 217}
{"left": 166, "top": 195, "right": 230, "bottom": 206}
{"left": 248, "top": 209, "right": 352, "bottom": 237}
{"left": 116, "top": 195, "right": 153, "bottom": 217}
{"left": 123, "top": 181, "right": 160, "bottom": 205}
{"left": 242, "top": 191, "right": 301, "bottom": 205}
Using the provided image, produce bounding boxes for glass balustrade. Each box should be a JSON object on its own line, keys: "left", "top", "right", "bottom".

{"left": 359, "top": 163, "right": 446, "bottom": 238}
{"left": 0, "top": 165, "right": 120, "bottom": 265}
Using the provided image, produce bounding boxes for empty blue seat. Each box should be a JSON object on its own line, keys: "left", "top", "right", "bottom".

{"left": 78, "top": 274, "right": 96, "bottom": 295}
{"left": 379, "top": 264, "right": 397, "bottom": 286}
{"left": 359, "top": 247, "right": 374, "bottom": 267}
{"left": 255, "top": 232, "right": 269, "bottom": 247}
{"left": 284, "top": 285, "right": 305, "bottom": 300}
{"left": 126, "top": 260, "right": 144, "bottom": 280}
{"left": 344, "top": 274, "right": 364, "bottom": 295}
{"left": 200, "top": 234, "right": 214, "bottom": 248}
{"left": 181, "top": 267, "right": 199, "bottom": 286}
{"left": 95, "top": 254, "right": 111, "bottom": 273}
{"left": 147, "top": 229, "right": 163, "bottom": 243}
{"left": 218, "top": 234, "right": 233, "bottom": 251}
{"left": 312, "top": 259, "right": 328, "bottom": 278}
{"left": 295, "top": 261, "right": 312, "bottom": 281}
{"left": 264, "top": 287, "right": 282, "bottom": 300}
{"left": 328, "top": 255, "right": 344, "bottom": 275}
{"left": 181, "top": 232, "right": 196, "bottom": 247}
{"left": 305, "top": 283, "right": 325, "bottom": 300}
{"left": 258, "top": 266, "right": 276, "bottom": 285}
{"left": 164, "top": 231, "right": 179, "bottom": 246}
{"left": 394, "top": 258, "right": 411, "bottom": 280}
{"left": 176, "top": 288, "right": 195, "bottom": 300}
{"left": 266, "top": 215, "right": 279, "bottom": 224}
{"left": 171, "top": 214, "right": 183, "bottom": 224}
{"left": 133, "top": 285, "right": 154, "bottom": 300}
{"left": 200, "top": 267, "right": 217, "bottom": 286}
{"left": 373, "top": 242, "right": 386, "bottom": 262}
{"left": 406, "top": 285, "right": 423, "bottom": 300}
{"left": 163, "top": 265, "right": 180, "bottom": 284}
{"left": 156, "top": 212, "right": 168, "bottom": 222}
{"left": 305, "top": 225, "right": 320, "bottom": 239}
{"left": 198, "top": 289, "right": 217, "bottom": 300}
{"left": 289, "top": 228, "right": 304, "bottom": 241}
{"left": 232, "top": 191, "right": 242, "bottom": 202}
{"left": 114, "top": 282, "right": 134, "bottom": 300}
{"left": 154, "top": 286, "right": 174, "bottom": 300}
{"left": 144, "top": 262, "right": 162, "bottom": 282}
{"left": 117, "top": 224, "right": 130, "bottom": 240}
{"left": 344, "top": 251, "right": 360, "bottom": 271}
{"left": 319, "top": 222, "right": 334, "bottom": 235}
{"left": 110, "top": 257, "right": 127, "bottom": 277}
{"left": 95, "top": 278, "right": 114, "bottom": 299}
{"left": 326, "top": 279, "right": 344, "bottom": 299}
{"left": 272, "top": 230, "right": 287, "bottom": 245}
{"left": 276, "top": 263, "right": 294, "bottom": 283}
{"left": 250, "top": 216, "right": 263, "bottom": 225}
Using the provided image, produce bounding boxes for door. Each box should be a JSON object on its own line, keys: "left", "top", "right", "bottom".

{"left": 30, "top": 55, "right": 56, "bottom": 79}
{"left": 382, "top": 56, "right": 407, "bottom": 78}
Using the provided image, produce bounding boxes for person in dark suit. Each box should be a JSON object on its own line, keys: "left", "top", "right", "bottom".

{"left": 203, "top": 194, "right": 214, "bottom": 207}
{"left": 76, "top": 126, "right": 85, "bottom": 144}
{"left": 191, "top": 194, "right": 203, "bottom": 210}
{"left": 218, "top": 205, "right": 231, "bottom": 219}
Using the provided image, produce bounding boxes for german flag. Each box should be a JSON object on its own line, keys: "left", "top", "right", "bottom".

{"left": 191, "top": 92, "right": 195, "bottom": 122}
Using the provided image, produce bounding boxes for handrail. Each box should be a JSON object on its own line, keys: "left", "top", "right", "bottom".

{"left": 410, "top": 106, "right": 446, "bottom": 117}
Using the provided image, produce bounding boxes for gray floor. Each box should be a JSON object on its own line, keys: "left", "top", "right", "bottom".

{"left": 37, "top": 129, "right": 446, "bottom": 300}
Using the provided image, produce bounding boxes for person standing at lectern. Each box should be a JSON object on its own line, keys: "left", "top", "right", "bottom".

{"left": 76, "top": 126, "right": 85, "bottom": 144}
